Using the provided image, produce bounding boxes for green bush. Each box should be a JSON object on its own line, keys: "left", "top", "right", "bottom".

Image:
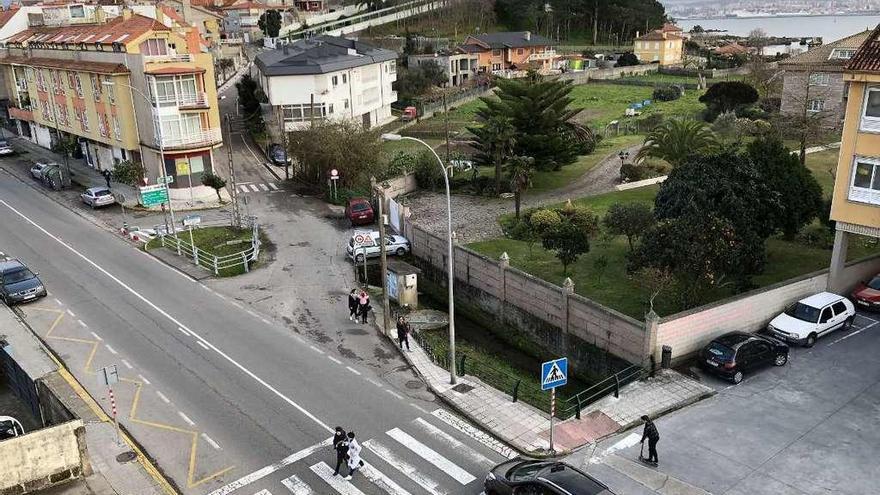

{"left": 620, "top": 162, "right": 650, "bottom": 182}
{"left": 530, "top": 209, "right": 562, "bottom": 234}
{"left": 413, "top": 150, "right": 443, "bottom": 190}
{"left": 652, "top": 86, "right": 682, "bottom": 102}
{"left": 325, "top": 187, "right": 369, "bottom": 206}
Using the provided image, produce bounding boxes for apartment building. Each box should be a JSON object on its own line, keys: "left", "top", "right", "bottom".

{"left": 829, "top": 25, "right": 880, "bottom": 291}
{"left": 633, "top": 25, "right": 684, "bottom": 66}
{"left": 460, "top": 31, "right": 556, "bottom": 73}
{"left": 254, "top": 35, "right": 397, "bottom": 131}
{"left": 0, "top": 9, "right": 222, "bottom": 203}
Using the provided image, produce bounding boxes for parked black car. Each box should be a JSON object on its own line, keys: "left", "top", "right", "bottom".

{"left": 699, "top": 331, "right": 788, "bottom": 384}
{"left": 267, "top": 143, "right": 290, "bottom": 167}
{"left": 0, "top": 259, "right": 47, "bottom": 305}
{"left": 484, "top": 459, "right": 614, "bottom": 495}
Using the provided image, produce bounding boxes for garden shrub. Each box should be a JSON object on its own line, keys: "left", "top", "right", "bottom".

{"left": 652, "top": 85, "right": 682, "bottom": 102}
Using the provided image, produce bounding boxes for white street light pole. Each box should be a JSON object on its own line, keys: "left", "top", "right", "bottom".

{"left": 381, "top": 133, "right": 456, "bottom": 385}
{"left": 104, "top": 80, "right": 177, "bottom": 233}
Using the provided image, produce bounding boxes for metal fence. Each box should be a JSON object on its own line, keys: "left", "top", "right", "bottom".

{"left": 158, "top": 221, "right": 260, "bottom": 276}
{"left": 559, "top": 364, "right": 645, "bottom": 420}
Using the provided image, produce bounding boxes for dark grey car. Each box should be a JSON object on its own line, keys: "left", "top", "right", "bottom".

{"left": 0, "top": 259, "right": 47, "bottom": 305}
{"left": 485, "top": 459, "right": 614, "bottom": 495}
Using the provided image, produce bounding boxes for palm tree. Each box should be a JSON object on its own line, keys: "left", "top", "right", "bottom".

{"left": 470, "top": 115, "right": 516, "bottom": 195}
{"left": 636, "top": 119, "right": 720, "bottom": 167}
{"left": 508, "top": 155, "right": 535, "bottom": 219}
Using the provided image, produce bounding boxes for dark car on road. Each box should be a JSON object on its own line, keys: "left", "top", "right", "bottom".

{"left": 0, "top": 259, "right": 47, "bottom": 305}
{"left": 484, "top": 459, "right": 614, "bottom": 495}
{"left": 699, "top": 331, "right": 788, "bottom": 384}
{"left": 345, "top": 197, "right": 374, "bottom": 226}
{"left": 267, "top": 143, "right": 290, "bottom": 167}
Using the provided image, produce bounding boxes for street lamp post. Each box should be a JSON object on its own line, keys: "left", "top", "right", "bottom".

{"left": 103, "top": 80, "right": 177, "bottom": 233}
{"left": 381, "top": 133, "right": 457, "bottom": 385}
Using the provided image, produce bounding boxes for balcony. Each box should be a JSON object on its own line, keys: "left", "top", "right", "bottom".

{"left": 155, "top": 92, "right": 211, "bottom": 110}
{"left": 144, "top": 54, "right": 194, "bottom": 64}
{"left": 8, "top": 107, "right": 33, "bottom": 121}
{"left": 158, "top": 128, "right": 223, "bottom": 150}
{"left": 527, "top": 50, "right": 557, "bottom": 62}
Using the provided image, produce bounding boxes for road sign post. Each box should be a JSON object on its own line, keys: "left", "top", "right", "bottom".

{"left": 330, "top": 169, "right": 339, "bottom": 202}
{"left": 541, "top": 357, "right": 568, "bottom": 454}
{"left": 98, "top": 365, "right": 120, "bottom": 445}
{"left": 353, "top": 230, "right": 374, "bottom": 283}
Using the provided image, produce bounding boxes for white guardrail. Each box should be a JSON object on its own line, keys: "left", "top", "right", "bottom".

{"left": 157, "top": 221, "right": 260, "bottom": 275}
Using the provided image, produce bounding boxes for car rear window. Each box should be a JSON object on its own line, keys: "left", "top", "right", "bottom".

{"left": 95, "top": 190, "right": 112, "bottom": 197}
{"left": 542, "top": 465, "right": 608, "bottom": 495}
{"left": 351, "top": 202, "right": 370, "bottom": 212}
{"left": 706, "top": 341, "right": 734, "bottom": 361}
{"left": 785, "top": 302, "right": 820, "bottom": 323}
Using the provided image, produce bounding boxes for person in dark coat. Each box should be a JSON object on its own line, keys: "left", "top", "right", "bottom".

{"left": 357, "top": 292, "right": 371, "bottom": 324}
{"left": 332, "top": 426, "right": 348, "bottom": 476}
{"left": 348, "top": 289, "right": 359, "bottom": 321}
{"left": 396, "top": 316, "right": 411, "bottom": 351}
{"left": 102, "top": 169, "right": 112, "bottom": 189}
{"left": 640, "top": 415, "right": 660, "bottom": 464}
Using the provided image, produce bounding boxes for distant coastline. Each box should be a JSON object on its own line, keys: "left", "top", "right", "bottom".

{"left": 677, "top": 14, "right": 880, "bottom": 39}
{"left": 675, "top": 12, "right": 880, "bottom": 21}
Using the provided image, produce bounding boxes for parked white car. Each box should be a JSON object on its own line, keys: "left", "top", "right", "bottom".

{"left": 346, "top": 231, "right": 410, "bottom": 262}
{"left": 80, "top": 187, "right": 116, "bottom": 208}
{"left": 767, "top": 292, "right": 855, "bottom": 347}
{"left": 30, "top": 161, "right": 53, "bottom": 180}
{"left": 0, "top": 140, "right": 14, "bottom": 156}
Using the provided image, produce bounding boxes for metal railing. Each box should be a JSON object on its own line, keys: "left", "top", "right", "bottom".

{"left": 144, "top": 53, "right": 193, "bottom": 63}
{"left": 157, "top": 128, "right": 223, "bottom": 149}
{"left": 158, "top": 222, "right": 260, "bottom": 275}
{"left": 559, "top": 365, "right": 645, "bottom": 420}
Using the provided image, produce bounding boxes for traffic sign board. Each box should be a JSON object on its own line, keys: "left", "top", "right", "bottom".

{"left": 182, "top": 214, "right": 201, "bottom": 227}
{"left": 353, "top": 230, "right": 375, "bottom": 247}
{"left": 139, "top": 184, "right": 168, "bottom": 207}
{"left": 157, "top": 175, "right": 174, "bottom": 185}
{"left": 541, "top": 358, "right": 568, "bottom": 390}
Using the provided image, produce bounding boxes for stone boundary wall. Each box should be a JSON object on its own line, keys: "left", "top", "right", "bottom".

{"left": 557, "top": 64, "right": 658, "bottom": 85}
{"left": 0, "top": 420, "right": 88, "bottom": 495}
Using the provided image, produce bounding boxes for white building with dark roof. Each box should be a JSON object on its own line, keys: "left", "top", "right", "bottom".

{"left": 254, "top": 35, "right": 397, "bottom": 130}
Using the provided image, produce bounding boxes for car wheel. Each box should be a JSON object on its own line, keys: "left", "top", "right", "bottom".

{"left": 732, "top": 371, "right": 743, "bottom": 384}
{"left": 805, "top": 333, "right": 817, "bottom": 348}
{"left": 396, "top": 247, "right": 405, "bottom": 256}
{"left": 773, "top": 353, "right": 788, "bottom": 366}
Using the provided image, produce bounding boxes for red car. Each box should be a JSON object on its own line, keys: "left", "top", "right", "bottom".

{"left": 851, "top": 274, "right": 880, "bottom": 310}
{"left": 345, "top": 198, "right": 374, "bottom": 225}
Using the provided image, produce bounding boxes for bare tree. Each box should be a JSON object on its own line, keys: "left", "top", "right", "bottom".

{"left": 780, "top": 68, "right": 836, "bottom": 165}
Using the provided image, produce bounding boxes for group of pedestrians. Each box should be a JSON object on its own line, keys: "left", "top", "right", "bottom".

{"left": 347, "top": 289, "right": 372, "bottom": 324}
{"left": 332, "top": 426, "right": 365, "bottom": 480}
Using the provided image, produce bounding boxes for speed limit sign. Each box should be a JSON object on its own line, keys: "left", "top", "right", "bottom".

{"left": 353, "top": 230, "right": 375, "bottom": 247}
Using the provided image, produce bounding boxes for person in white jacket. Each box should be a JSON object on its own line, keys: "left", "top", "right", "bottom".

{"left": 344, "top": 431, "right": 364, "bottom": 480}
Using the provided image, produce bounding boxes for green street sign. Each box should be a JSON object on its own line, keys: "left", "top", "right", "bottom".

{"left": 139, "top": 184, "right": 168, "bottom": 207}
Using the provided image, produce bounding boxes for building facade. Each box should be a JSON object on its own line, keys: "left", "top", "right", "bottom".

{"left": 829, "top": 25, "right": 880, "bottom": 291}
{"left": 460, "top": 31, "right": 556, "bottom": 73}
{"left": 633, "top": 29, "right": 683, "bottom": 66}
{"left": 780, "top": 30, "right": 871, "bottom": 130}
{"left": 407, "top": 49, "right": 480, "bottom": 87}
{"left": 255, "top": 36, "right": 397, "bottom": 131}
{"left": 0, "top": 9, "right": 223, "bottom": 202}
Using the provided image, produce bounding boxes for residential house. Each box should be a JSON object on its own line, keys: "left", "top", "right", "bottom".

{"left": 220, "top": 1, "right": 275, "bottom": 40}
{"left": 828, "top": 25, "right": 880, "bottom": 291}
{"left": 780, "top": 30, "right": 872, "bottom": 129}
{"left": 460, "top": 31, "right": 556, "bottom": 73}
{"left": 633, "top": 28, "right": 683, "bottom": 66}
{"left": 407, "top": 48, "right": 480, "bottom": 87}
{"left": 254, "top": 35, "right": 397, "bottom": 130}
{"left": 0, "top": 9, "right": 223, "bottom": 203}
{"left": 713, "top": 42, "right": 750, "bottom": 58}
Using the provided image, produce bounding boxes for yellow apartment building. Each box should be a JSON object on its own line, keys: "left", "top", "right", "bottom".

{"left": 633, "top": 27, "right": 683, "bottom": 66}
{"left": 829, "top": 25, "right": 880, "bottom": 290}
{"left": 0, "top": 8, "right": 223, "bottom": 203}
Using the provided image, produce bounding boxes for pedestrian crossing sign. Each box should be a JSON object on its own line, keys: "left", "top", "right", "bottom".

{"left": 541, "top": 358, "right": 568, "bottom": 390}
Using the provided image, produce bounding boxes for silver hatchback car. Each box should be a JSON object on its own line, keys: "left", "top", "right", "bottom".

{"left": 81, "top": 187, "right": 116, "bottom": 208}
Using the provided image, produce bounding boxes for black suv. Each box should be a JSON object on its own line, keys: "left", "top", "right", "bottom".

{"left": 485, "top": 459, "right": 614, "bottom": 495}
{"left": 700, "top": 331, "right": 789, "bottom": 384}
{"left": 0, "top": 259, "right": 47, "bottom": 305}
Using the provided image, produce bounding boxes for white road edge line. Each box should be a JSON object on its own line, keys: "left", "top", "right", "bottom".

{"left": 366, "top": 378, "right": 383, "bottom": 388}
{"left": 121, "top": 359, "right": 133, "bottom": 369}
{"left": 178, "top": 326, "right": 191, "bottom": 337}
{"left": 201, "top": 433, "right": 222, "bottom": 450}
{"left": 261, "top": 318, "right": 271, "bottom": 324}
{"left": 156, "top": 390, "right": 171, "bottom": 403}
{"left": 327, "top": 356, "right": 342, "bottom": 364}
{"left": 104, "top": 344, "right": 118, "bottom": 355}
{"left": 345, "top": 366, "right": 361, "bottom": 376}
{"left": 137, "top": 374, "right": 151, "bottom": 385}
{"left": 309, "top": 345, "right": 325, "bottom": 355}
{"left": 385, "top": 389, "right": 404, "bottom": 400}
{"left": 90, "top": 332, "right": 103, "bottom": 341}
{"left": 177, "top": 411, "right": 196, "bottom": 426}
{"left": 0, "top": 199, "right": 334, "bottom": 438}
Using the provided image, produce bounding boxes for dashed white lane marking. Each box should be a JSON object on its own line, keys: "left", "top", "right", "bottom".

{"left": 104, "top": 344, "right": 118, "bottom": 355}
{"left": 384, "top": 389, "right": 403, "bottom": 400}
{"left": 261, "top": 318, "right": 271, "bottom": 324}
{"left": 77, "top": 319, "right": 87, "bottom": 328}
{"left": 386, "top": 427, "right": 475, "bottom": 484}
{"left": 360, "top": 462, "right": 414, "bottom": 495}
{"left": 431, "top": 408, "right": 516, "bottom": 459}
{"left": 197, "top": 341, "right": 210, "bottom": 350}
{"left": 280, "top": 474, "right": 312, "bottom": 495}
{"left": 268, "top": 183, "right": 279, "bottom": 191}
{"left": 310, "top": 462, "right": 367, "bottom": 495}
{"left": 156, "top": 390, "right": 170, "bottom": 403}
{"left": 345, "top": 366, "right": 361, "bottom": 376}
{"left": 207, "top": 438, "right": 333, "bottom": 495}
{"left": 259, "top": 183, "right": 269, "bottom": 191}
{"left": 214, "top": 292, "right": 227, "bottom": 300}
{"left": 309, "top": 345, "right": 325, "bottom": 355}
{"left": 366, "top": 378, "right": 383, "bottom": 388}
{"left": 121, "top": 359, "right": 133, "bottom": 369}
{"left": 178, "top": 326, "right": 191, "bottom": 337}
{"left": 829, "top": 321, "right": 878, "bottom": 346}
{"left": 327, "top": 356, "right": 342, "bottom": 364}
{"left": 66, "top": 309, "right": 75, "bottom": 317}
{"left": 246, "top": 309, "right": 258, "bottom": 317}
{"left": 201, "top": 433, "right": 222, "bottom": 450}
{"left": 137, "top": 374, "right": 151, "bottom": 385}
{"left": 53, "top": 298, "right": 62, "bottom": 306}
{"left": 89, "top": 332, "right": 103, "bottom": 341}
{"left": 363, "top": 440, "right": 446, "bottom": 495}
{"left": 292, "top": 335, "right": 305, "bottom": 344}
{"left": 413, "top": 417, "right": 493, "bottom": 468}
{"left": 177, "top": 411, "right": 196, "bottom": 426}
{"left": 253, "top": 491, "right": 271, "bottom": 495}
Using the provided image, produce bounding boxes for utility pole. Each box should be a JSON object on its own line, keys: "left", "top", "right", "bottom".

{"left": 373, "top": 178, "right": 391, "bottom": 336}
{"left": 276, "top": 106, "right": 289, "bottom": 180}
{"left": 226, "top": 115, "right": 242, "bottom": 228}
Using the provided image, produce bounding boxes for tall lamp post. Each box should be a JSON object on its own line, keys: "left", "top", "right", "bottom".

{"left": 381, "top": 133, "right": 457, "bottom": 385}
{"left": 103, "top": 81, "right": 177, "bottom": 233}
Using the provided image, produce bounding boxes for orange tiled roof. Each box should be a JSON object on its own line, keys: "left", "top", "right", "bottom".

{"left": 0, "top": 8, "right": 20, "bottom": 30}
{"left": 661, "top": 23, "right": 681, "bottom": 33}
{"left": 715, "top": 42, "right": 749, "bottom": 55}
{"left": 636, "top": 30, "right": 682, "bottom": 41}
{"left": 160, "top": 4, "right": 188, "bottom": 26}
{"left": 221, "top": 1, "right": 274, "bottom": 10}
{"left": 4, "top": 13, "right": 168, "bottom": 46}
{"left": 0, "top": 54, "right": 130, "bottom": 74}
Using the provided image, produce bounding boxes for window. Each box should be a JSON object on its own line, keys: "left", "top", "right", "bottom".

{"left": 189, "top": 155, "right": 205, "bottom": 174}
{"left": 332, "top": 75, "right": 338, "bottom": 87}
{"left": 342, "top": 73, "right": 347, "bottom": 84}
{"left": 69, "top": 5, "right": 85, "bottom": 18}
{"left": 159, "top": 114, "right": 202, "bottom": 139}
{"left": 98, "top": 113, "right": 109, "bottom": 138}
{"left": 343, "top": 98, "right": 349, "bottom": 109}
{"left": 36, "top": 70, "right": 47, "bottom": 92}
{"left": 41, "top": 100, "right": 51, "bottom": 121}
{"left": 809, "top": 73, "right": 830, "bottom": 86}
{"left": 517, "top": 48, "right": 523, "bottom": 55}
{"left": 492, "top": 63, "right": 502, "bottom": 71}
{"left": 51, "top": 70, "right": 63, "bottom": 94}
{"left": 25, "top": 67, "right": 34, "bottom": 82}
{"left": 281, "top": 103, "right": 330, "bottom": 122}
{"left": 67, "top": 71, "right": 76, "bottom": 88}
{"left": 389, "top": 60, "right": 396, "bottom": 74}
{"left": 830, "top": 48, "right": 856, "bottom": 60}
{"left": 140, "top": 38, "right": 168, "bottom": 56}
{"left": 74, "top": 74, "right": 83, "bottom": 98}
{"left": 861, "top": 87, "right": 880, "bottom": 132}
{"left": 831, "top": 301, "right": 847, "bottom": 315}
{"left": 492, "top": 49, "right": 502, "bottom": 56}
{"left": 654, "top": 42, "right": 660, "bottom": 49}
{"left": 849, "top": 157, "right": 880, "bottom": 205}
{"left": 80, "top": 109, "right": 89, "bottom": 131}
{"left": 151, "top": 75, "right": 197, "bottom": 105}
{"left": 113, "top": 115, "right": 121, "bottom": 140}
{"left": 57, "top": 104, "right": 68, "bottom": 125}
{"left": 106, "top": 81, "right": 115, "bottom": 104}
{"left": 91, "top": 74, "right": 102, "bottom": 100}
{"left": 809, "top": 99, "right": 825, "bottom": 112}
{"left": 819, "top": 307, "right": 832, "bottom": 324}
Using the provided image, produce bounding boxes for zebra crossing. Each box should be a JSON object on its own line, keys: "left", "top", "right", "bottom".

{"left": 236, "top": 182, "right": 281, "bottom": 194}
{"left": 217, "top": 409, "right": 514, "bottom": 495}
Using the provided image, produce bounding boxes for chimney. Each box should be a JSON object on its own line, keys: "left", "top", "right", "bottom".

{"left": 122, "top": 7, "right": 132, "bottom": 21}
{"left": 524, "top": 31, "right": 531, "bottom": 41}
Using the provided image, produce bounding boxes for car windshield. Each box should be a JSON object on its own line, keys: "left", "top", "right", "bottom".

{"left": 867, "top": 277, "right": 880, "bottom": 290}
{"left": 785, "top": 302, "right": 820, "bottom": 323}
{"left": 351, "top": 203, "right": 370, "bottom": 212}
{"left": 507, "top": 462, "right": 547, "bottom": 482}
{"left": 706, "top": 342, "right": 734, "bottom": 361}
{"left": 4, "top": 268, "right": 35, "bottom": 284}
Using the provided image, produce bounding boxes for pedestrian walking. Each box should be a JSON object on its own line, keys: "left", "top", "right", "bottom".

{"left": 640, "top": 414, "right": 660, "bottom": 465}
{"left": 348, "top": 289, "right": 359, "bottom": 321}
{"left": 357, "top": 292, "right": 371, "bottom": 325}
{"left": 344, "top": 431, "right": 364, "bottom": 480}
{"left": 396, "top": 316, "right": 411, "bottom": 351}
{"left": 332, "top": 426, "right": 348, "bottom": 476}
{"left": 101, "top": 169, "right": 112, "bottom": 189}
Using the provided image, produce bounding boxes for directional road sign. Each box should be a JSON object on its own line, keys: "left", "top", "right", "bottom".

{"left": 541, "top": 357, "right": 568, "bottom": 391}
{"left": 139, "top": 184, "right": 168, "bottom": 207}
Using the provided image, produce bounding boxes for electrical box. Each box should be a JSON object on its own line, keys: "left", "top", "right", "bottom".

{"left": 405, "top": 273, "right": 417, "bottom": 288}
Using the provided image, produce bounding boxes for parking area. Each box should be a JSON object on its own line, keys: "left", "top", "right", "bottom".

{"left": 582, "top": 309, "right": 880, "bottom": 495}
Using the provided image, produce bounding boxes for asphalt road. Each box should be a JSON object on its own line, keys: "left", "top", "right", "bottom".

{"left": 0, "top": 166, "right": 507, "bottom": 495}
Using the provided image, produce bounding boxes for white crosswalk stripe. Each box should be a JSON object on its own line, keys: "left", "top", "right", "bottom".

{"left": 238, "top": 184, "right": 249, "bottom": 193}
{"left": 259, "top": 183, "right": 269, "bottom": 191}
{"left": 386, "top": 427, "right": 476, "bottom": 485}
{"left": 249, "top": 184, "right": 259, "bottom": 192}
{"left": 280, "top": 475, "right": 312, "bottom": 495}
{"left": 268, "top": 183, "right": 279, "bottom": 190}
{"left": 309, "top": 462, "right": 367, "bottom": 495}
{"left": 253, "top": 490, "right": 272, "bottom": 495}
{"left": 363, "top": 439, "right": 448, "bottom": 495}
{"left": 237, "top": 183, "right": 280, "bottom": 194}
{"left": 360, "top": 463, "right": 413, "bottom": 495}
{"left": 413, "top": 417, "right": 494, "bottom": 468}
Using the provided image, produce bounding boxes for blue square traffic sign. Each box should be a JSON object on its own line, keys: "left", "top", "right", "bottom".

{"left": 541, "top": 358, "right": 568, "bottom": 390}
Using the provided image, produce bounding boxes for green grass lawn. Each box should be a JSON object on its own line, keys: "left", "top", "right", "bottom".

{"left": 805, "top": 149, "right": 840, "bottom": 197}
{"left": 528, "top": 135, "right": 645, "bottom": 194}
{"left": 148, "top": 226, "right": 257, "bottom": 277}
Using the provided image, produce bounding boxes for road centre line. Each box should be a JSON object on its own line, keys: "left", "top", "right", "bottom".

{"left": 105, "top": 344, "right": 118, "bottom": 355}
{"left": 178, "top": 326, "right": 191, "bottom": 337}
{"left": 366, "top": 378, "right": 383, "bottom": 388}
{"left": 89, "top": 331, "right": 102, "bottom": 341}
{"left": 156, "top": 390, "right": 171, "bottom": 403}
{"left": 66, "top": 309, "right": 75, "bottom": 317}
{"left": 1, "top": 199, "right": 334, "bottom": 436}
{"left": 178, "top": 411, "right": 196, "bottom": 426}
{"left": 137, "top": 374, "right": 151, "bottom": 385}
{"left": 121, "top": 359, "right": 133, "bottom": 369}
{"left": 53, "top": 298, "right": 62, "bottom": 306}
{"left": 261, "top": 318, "right": 270, "bottom": 325}
{"left": 201, "top": 433, "right": 221, "bottom": 450}
{"left": 77, "top": 319, "right": 87, "bottom": 328}
{"left": 326, "top": 356, "right": 342, "bottom": 364}
{"left": 345, "top": 366, "right": 361, "bottom": 376}
{"left": 309, "top": 345, "right": 325, "bottom": 355}
{"left": 385, "top": 389, "right": 404, "bottom": 400}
